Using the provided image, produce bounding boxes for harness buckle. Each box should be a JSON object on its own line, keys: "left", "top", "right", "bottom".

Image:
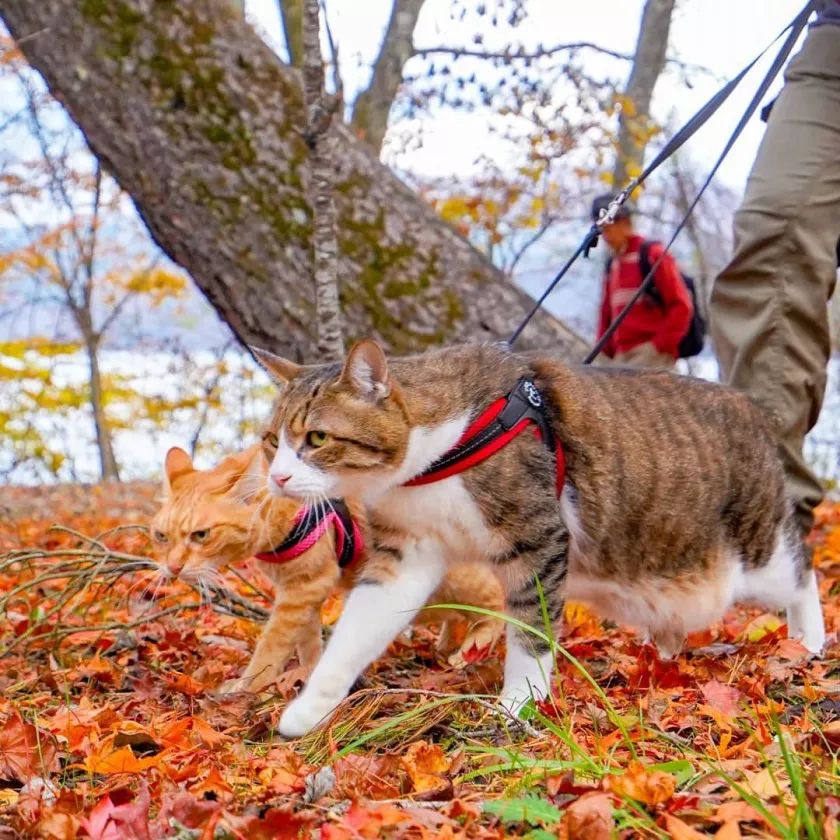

{"left": 497, "top": 379, "right": 555, "bottom": 450}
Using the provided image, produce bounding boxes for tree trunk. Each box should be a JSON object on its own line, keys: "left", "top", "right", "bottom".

{"left": 278, "top": 0, "right": 304, "bottom": 68}
{"left": 350, "top": 0, "right": 424, "bottom": 153}
{"left": 1, "top": 0, "right": 584, "bottom": 363}
{"left": 84, "top": 338, "right": 120, "bottom": 481}
{"left": 302, "top": 0, "right": 344, "bottom": 358}
{"left": 612, "top": 0, "right": 676, "bottom": 189}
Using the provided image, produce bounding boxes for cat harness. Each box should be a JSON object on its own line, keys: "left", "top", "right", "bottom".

{"left": 404, "top": 377, "right": 565, "bottom": 495}
{"left": 255, "top": 499, "right": 364, "bottom": 568}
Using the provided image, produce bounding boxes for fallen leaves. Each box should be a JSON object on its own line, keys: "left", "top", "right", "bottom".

{"left": 608, "top": 760, "right": 676, "bottom": 806}
{"left": 400, "top": 739, "right": 452, "bottom": 796}
{"left": 0, "top": 711, "right": 58, "bottom": 783}
{"left": 1, "top": 487, "right": 839, "bottom": 837}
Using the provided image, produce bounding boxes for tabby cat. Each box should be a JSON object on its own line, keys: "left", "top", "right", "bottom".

{"left": 150, "top": 444, "right": 505, "bottom": 693}
{"left": 252, "top": 339, "right": 826, "bottom": 737}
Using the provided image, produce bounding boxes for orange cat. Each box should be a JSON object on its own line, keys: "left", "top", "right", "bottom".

{"left": 150, "top": 445, "right": 504, "bottom": 693}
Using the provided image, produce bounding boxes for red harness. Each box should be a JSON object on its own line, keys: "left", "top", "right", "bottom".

{"left": 255, "top": 500, "right": 364, "bottom": 568}
{"left": 403, "top": 377, "right": 565, "bottom": 495}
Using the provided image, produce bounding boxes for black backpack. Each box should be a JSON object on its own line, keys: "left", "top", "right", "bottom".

{"left": 606, "top": 241, "right": 706, "bottom": 359}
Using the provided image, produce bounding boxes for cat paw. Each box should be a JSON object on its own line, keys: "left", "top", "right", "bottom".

{"left": 497, "top": 685, "right": 538, "bottom": 718}
{"left": 448, "top": 623, "right": 501, "bottom": 669}
{"left": 216, "top": 677, "right": 256, "bottom": 696}
{"left": 278, "top": 693, "right": 341, "bottom": 738}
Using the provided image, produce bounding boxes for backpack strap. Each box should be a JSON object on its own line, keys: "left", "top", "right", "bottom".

{"left": 638, "top": 240, "right": 664, "bottom": 306}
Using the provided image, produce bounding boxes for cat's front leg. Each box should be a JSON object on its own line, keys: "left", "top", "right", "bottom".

{"left": 497, "top": 531, "right": 569, "bottom": 713}
{"left": 278, "top": 537, "right": 446, "bottom": 738}
{"left": 295, "top": 613, "right": 324, "bottom": 668}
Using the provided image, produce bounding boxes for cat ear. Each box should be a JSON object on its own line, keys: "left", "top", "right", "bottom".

{"left": 341, "top": 339, "right": 391, "bottom": 399}
{"left": 228, "top": 445, "right": 267, "bottom": 504}
{"left": 250, "top": 346, "right": 301, "bottom": 386}
{"left": 163, "top": 446, "right": 193, "bottom": 493}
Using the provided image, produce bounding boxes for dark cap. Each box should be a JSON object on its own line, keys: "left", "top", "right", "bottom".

{"left": 591, "top": 193, "right": 632, "bottom": 224}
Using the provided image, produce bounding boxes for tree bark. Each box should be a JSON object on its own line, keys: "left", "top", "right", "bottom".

{"left": 302, "top": 0, "right": 344, "bottom": 358}
{"left": 1, "top": 0, "right": 584, "bottom": 363}
{"left": 350, "top": 0, "right": 424, "bottom": 153}
{"left": 612, "top": 0, "right": 676, "bottom": 189}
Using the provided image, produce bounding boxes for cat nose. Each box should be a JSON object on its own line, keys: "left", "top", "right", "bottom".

{"left": 168, "top": 562, "right": 184, "bottom": 577}
{"left": 272, "top": 473, "right": 292, "bottom": 488}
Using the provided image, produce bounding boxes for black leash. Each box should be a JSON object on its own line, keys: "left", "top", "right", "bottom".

{"left": 507, "top": 0, "right": 815, "bottom": 354}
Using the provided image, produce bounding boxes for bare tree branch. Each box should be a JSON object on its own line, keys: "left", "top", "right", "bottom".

{"left": 302, "top": 0, "right": 343, "bottom": 358}
{"left": 612, "top": 0, "right": 676, "bottom": 189}
{"left": 278, "top": 0, "right": 304, "bottom": 67}
{"left": 351, "top": 0, "right": 424, "bottom": 153}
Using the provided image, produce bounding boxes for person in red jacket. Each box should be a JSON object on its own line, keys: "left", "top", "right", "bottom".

{"left": 593, "top": 196, "right": 693, "bottom": 369}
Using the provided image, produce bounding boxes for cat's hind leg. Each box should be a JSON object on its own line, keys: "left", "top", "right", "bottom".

{"left": 736, "top": 528, "right": 825, "bottom": 655}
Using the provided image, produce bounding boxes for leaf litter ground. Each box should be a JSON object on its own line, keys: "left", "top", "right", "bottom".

{"left": 0, "top": 483, "right": 838, "bottom": 838}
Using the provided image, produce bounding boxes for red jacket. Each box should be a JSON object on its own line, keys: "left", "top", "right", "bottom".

{"left": 597, "top": 235, "right": 693, "bottom": 358}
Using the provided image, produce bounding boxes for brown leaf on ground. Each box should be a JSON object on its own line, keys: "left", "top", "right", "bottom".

{"left": 608, "top": 761, "right": 676, "bottom": 806}
{"left": 400, "top": 740, "right": 452, "bottom": 795}
{"left": 565, "top": 792, "right": 614, "bottom": 840}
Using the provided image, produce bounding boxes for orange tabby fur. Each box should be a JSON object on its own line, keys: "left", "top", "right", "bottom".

{"left": 150, "top": 445, "right": 504, "bottom": 692}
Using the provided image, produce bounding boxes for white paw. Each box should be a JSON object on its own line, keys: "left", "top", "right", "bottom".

{"left": 498, "top": 683, "right": 540, "bottom": 717}
{"left": 798, "top": 629, "right": 826, "bottom": 657}
{"left": 278, "top": 693, "right": 341, "bottom": 738}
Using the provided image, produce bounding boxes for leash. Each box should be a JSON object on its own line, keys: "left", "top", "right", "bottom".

{"left": 255, "top": 499, "right": 364, "bottom": 568}
{"left": 403, "top": 2, "right": 815, "bottom": 495}
{"left": 507, "top": 0, "right": 816, "bottom": 354}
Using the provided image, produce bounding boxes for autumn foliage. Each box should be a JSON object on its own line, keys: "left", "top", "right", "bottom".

{"left": 0, "top": 485, "right": 838, "bottom": 838}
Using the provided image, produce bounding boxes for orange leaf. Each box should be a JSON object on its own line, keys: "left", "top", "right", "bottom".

{"left": 84, "top": 746, "right": 159, "bottom": 775}
{"left": 190, "top": 717, "right": 228, "bottom": 749}
{"left": 715, "top": 821, "right": 743, "bottom": 839}
{"left": 663, "top": 814, "right": 708, "bottom": 840}
{"left": 320, "top": 592, "right": 344, "bottom": 626}
{"left": 400, "top": 740, "right": 452, "bottom": 794}
{"left": 609, "top": 761, "right": 676, "bottom": 806}
{"left": 0, "top": 710, "right": 58, "bottom": 782}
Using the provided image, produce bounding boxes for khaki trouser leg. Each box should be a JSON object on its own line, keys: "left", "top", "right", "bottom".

{"left": 710, "top": 26, "right": 840, "bottom": 535}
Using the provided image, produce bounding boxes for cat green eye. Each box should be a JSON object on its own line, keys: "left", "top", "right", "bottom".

{"left": 262, "top": 431, "right": 279, "bottom": 449}
{"left": 153, "top": 530, "right": 168, "bottom": 544}
{"left": 306, "top": 430, "right": 329, "bottom": 448}
{"left": 190, "top": 529, "right": 210, "bottom": 543}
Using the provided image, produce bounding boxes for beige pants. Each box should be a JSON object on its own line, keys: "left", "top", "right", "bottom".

{"left": 710, "top": 25, "right": 840, "bottom": 535}
{"left": 614, "top": 341, "right": 676, "bottom": 370}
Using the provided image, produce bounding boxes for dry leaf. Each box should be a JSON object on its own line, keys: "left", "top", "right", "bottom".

{"left": 700, "top": 680, "right": 742, "bottom": 718}
{"left": 663, "top": 814, "right": 709, "bottom": 840}
{"left": 609, "top": 761, "right": 676, "bottom": 806}
{"left": 565, "top": 792, "right": 614, "bottom": 840}
{"left": 401, "top": 740, "right": 452, "bottom": 794}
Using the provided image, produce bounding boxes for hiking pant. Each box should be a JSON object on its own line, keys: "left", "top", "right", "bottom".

{"left": 710, "top": 24, "right": 840, "bottom": 536}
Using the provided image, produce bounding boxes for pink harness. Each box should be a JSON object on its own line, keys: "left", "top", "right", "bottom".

{"left": 255, "top": 500, "right": 364, "bottom": 568}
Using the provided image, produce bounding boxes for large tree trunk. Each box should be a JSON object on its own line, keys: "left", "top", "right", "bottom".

{"left": 2, "top": 0, "right": 584, "bottom": 363}
{"left": 612, "top": 0, "right": 676, "bottom": 189}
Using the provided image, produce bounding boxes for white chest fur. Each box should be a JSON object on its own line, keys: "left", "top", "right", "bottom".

{"left": 364, "top": 416, "right": 505, "bottom": 561}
